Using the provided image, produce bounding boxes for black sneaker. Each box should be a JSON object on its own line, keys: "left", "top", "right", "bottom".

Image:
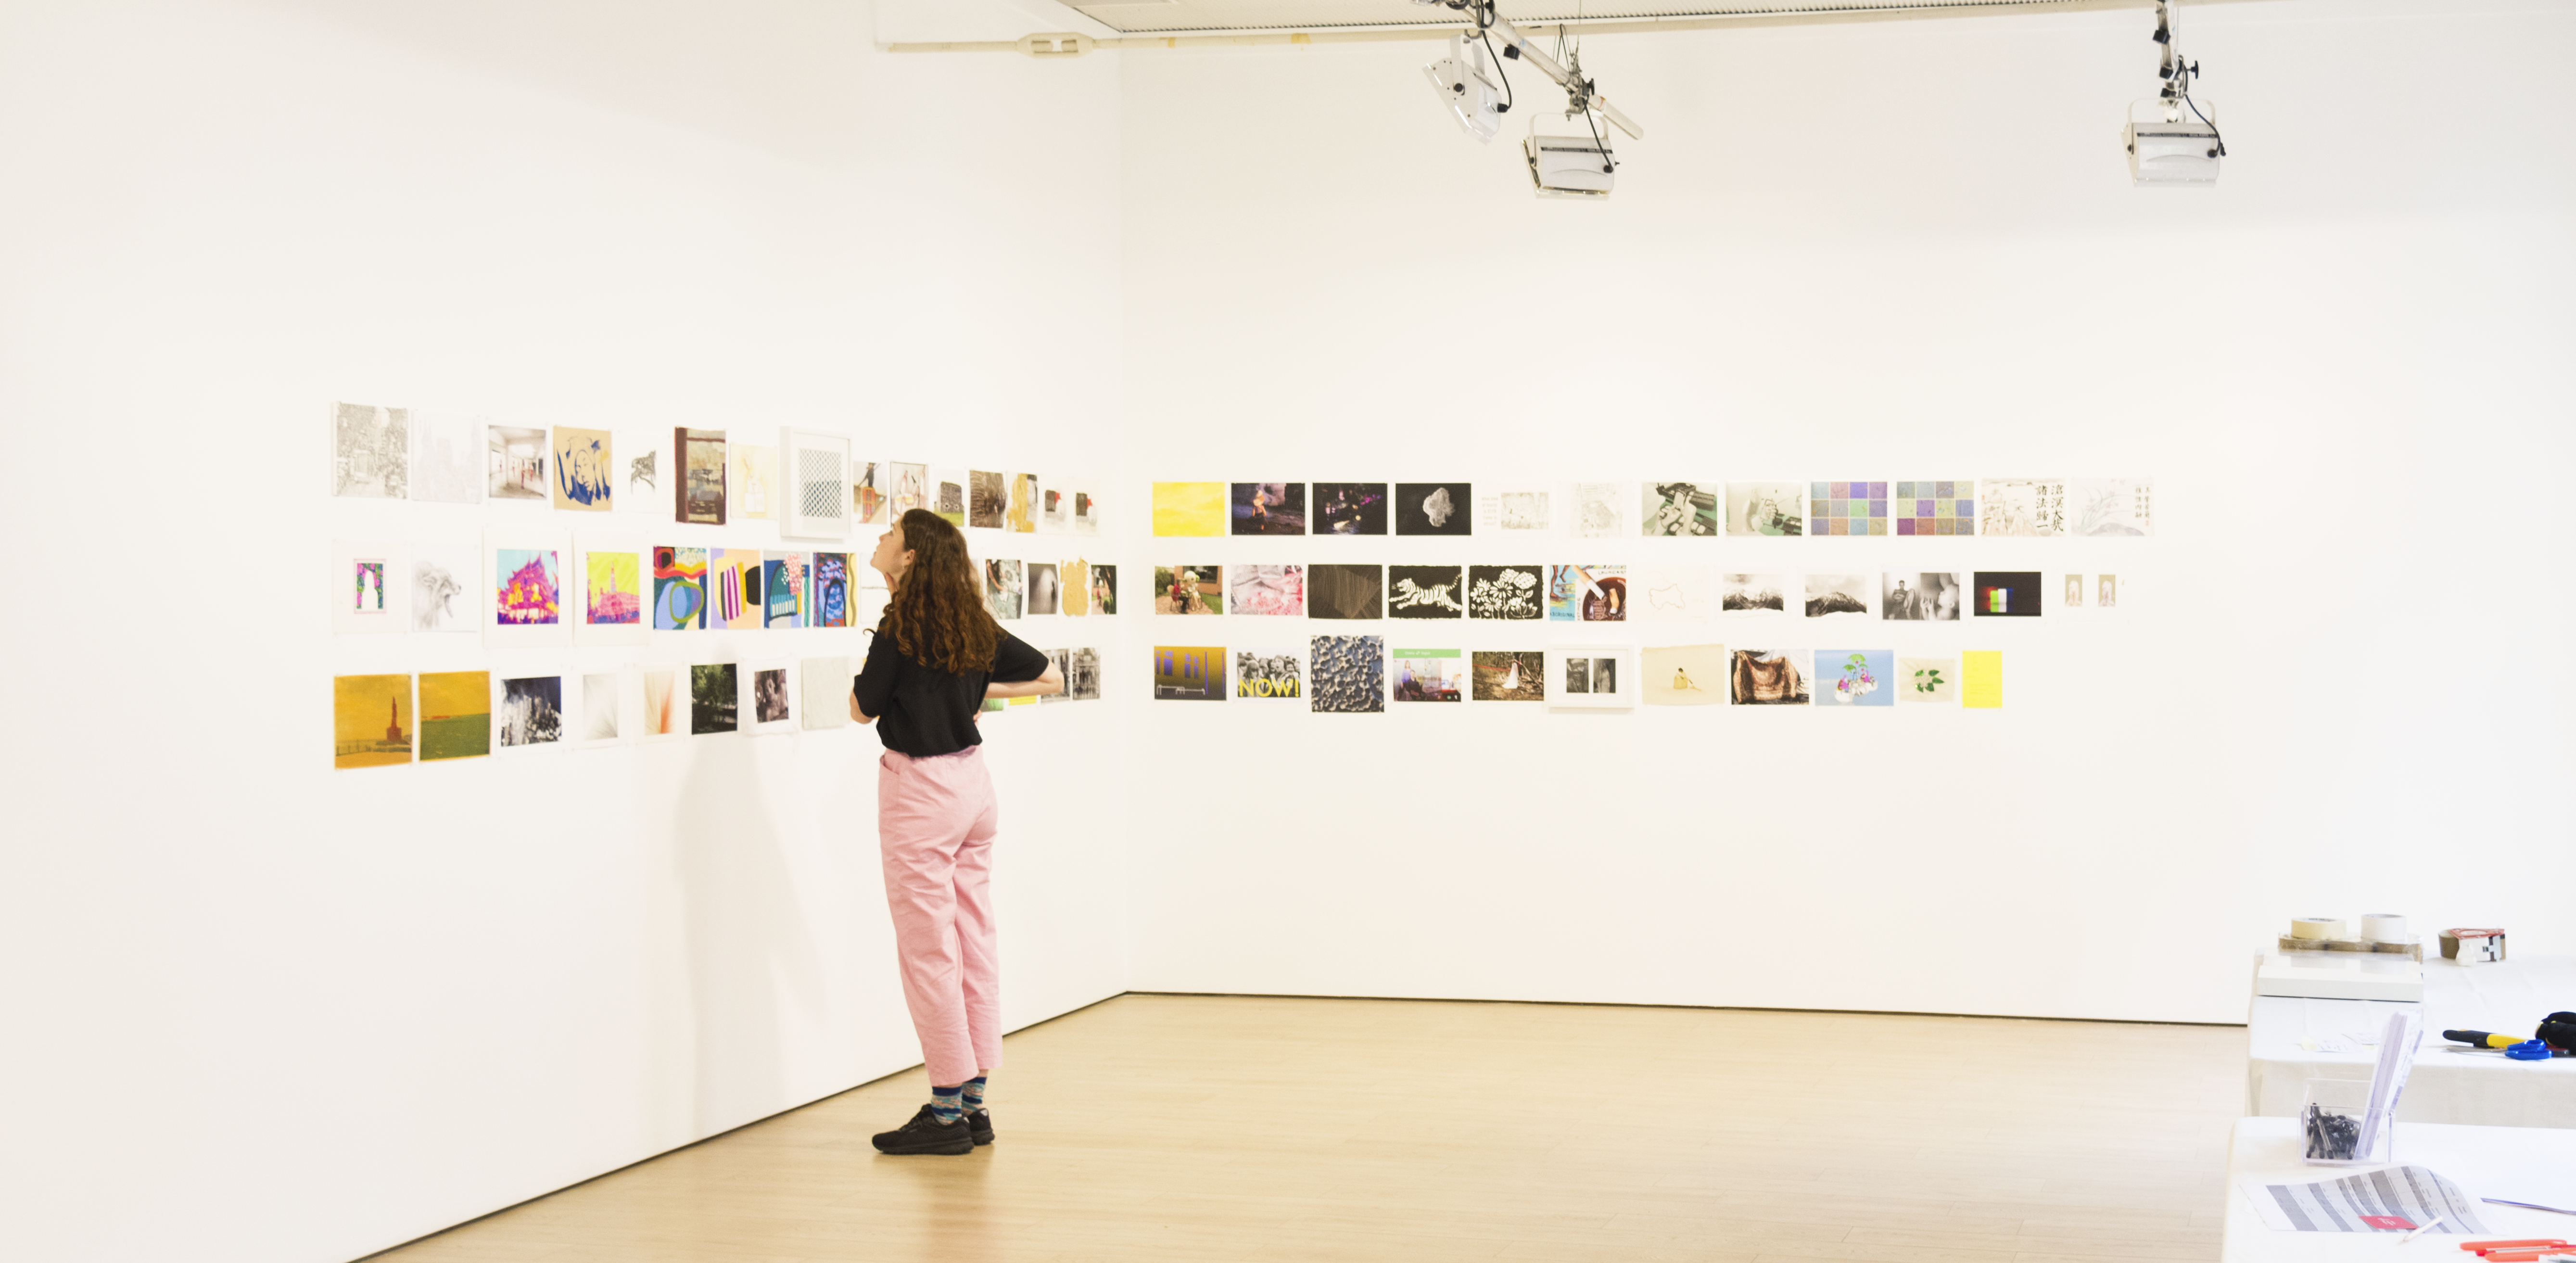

{"left": 871, "top": 1105, "right": 973, "bottom": 1155}
{"left": 966, "top": 1109, "right": 994, "bottom": 1147}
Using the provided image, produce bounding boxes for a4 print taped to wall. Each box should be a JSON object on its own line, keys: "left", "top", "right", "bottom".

{"left": 1140, "top": 478, "right": 2146, "bottom": 712}
{"left": 326, "top": 402, "right": 1111, "bottom": 769}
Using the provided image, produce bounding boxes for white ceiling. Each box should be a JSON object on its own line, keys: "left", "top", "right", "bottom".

{"left": 1063, "top": 0, "right": 2103, "bottom": 34}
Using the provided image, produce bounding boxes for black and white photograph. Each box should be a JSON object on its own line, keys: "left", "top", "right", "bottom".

{"left": 1466, "top": 566, "right": 1544, "bottom": 620}
{"left": 499, "top": 675, "right": 564, "bottom": 748}
{"left": 1803, "top": 573, "right": 1871, "bottom": 619}
{"left": 1721, "top": 573, "right": 1788, "bottom": 616}
{"left": 1546, "top": 647, "right": 1636, "bottom": 709}
{"left": 1038, "top": 648, "right": 1094, "bottom": 704}
{"left": 753, "top": 667, "right": 790, "bottom": 726}
{"left": 1563, "top": 656, "right": 1615, "bottom": 695}
{"left": 1394, "top": 482, "right": 1472, "bottom": 536}
{"left": 1880, "top": 572, "right": 1961, "bottom": 621}
{"left": 1308, "top": 563, "right": 1384, "bottom": 620}
{"left": 1312, "top": 482, "right": 1388, "bottom": 536}
{"left": 1062, "top": 647, "right": 1102, "bottom": 701}
{"left": 331, "top": 401, "right": 409, "bottom": 499}
{"left": 1307, "top": 635, "right": 1385, "bottom": 713}
{"left": 1026, "top": 562, "right": 1061, "bottom": 615}
{"left": 1972, "top": 571, "right": 2045, "bottom": 617}
{"left": 1386, "top": 565, "right": 1465, "bottom": 618}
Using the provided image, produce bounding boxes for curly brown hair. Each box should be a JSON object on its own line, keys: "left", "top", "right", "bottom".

{"left": 881, "top": 508, "right": 999, "bottom": 675}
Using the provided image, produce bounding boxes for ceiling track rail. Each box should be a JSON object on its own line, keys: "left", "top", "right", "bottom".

{"left": 888, "top": 0, "right": 2266, "bottom": 54}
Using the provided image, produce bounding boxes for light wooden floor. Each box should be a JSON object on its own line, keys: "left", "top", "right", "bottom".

{"left": 370, "top": 994, "right": 2246, "bottom": 1263}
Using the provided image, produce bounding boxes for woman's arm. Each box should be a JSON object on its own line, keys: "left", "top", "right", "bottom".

{"left": 848, "top": 691, "right": 875, "bottom": 725}
{"left": 984, "top": 663, "right": 1064, "bottom": 700}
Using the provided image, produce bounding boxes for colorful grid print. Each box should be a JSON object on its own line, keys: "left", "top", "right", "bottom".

{"left": 1809, "top": 482, "right": 1890, "bottom": 537}
{"left": 1894, "top": 481, "right": 1975, "bottom": 536}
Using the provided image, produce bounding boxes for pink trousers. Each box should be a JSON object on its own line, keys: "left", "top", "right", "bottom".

{"left": 876, "top": 746, "right": 1002, "bottom": 1087}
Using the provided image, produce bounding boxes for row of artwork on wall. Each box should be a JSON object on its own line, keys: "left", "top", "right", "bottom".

{"left": 329, "top": 649, "right": 1106, "bottom": 769}
{"left": 334, "top": 530, "right": 1125, "bottom": 645}
{"left": 1140, "top": 564, "right": 2126, "bottom": 622}
{"left": 329, "top": 401, "right": 1108, "bottom": 538}
{"left": 1151, "top": 480, "right": 2154, "bottom": 538}
{"left": 1153, "top": 642, "right": 2004, "bottom": 710}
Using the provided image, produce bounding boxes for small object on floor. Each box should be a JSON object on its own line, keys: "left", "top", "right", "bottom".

{"left": 2399, "top": 1213, "right": 2447, "bottom": 1243}
{"left": 2507, "top": 1039, "right": 2553, "bottom": 1062}
{"left": 2485, "top": 1200, "right": 2576, "bottom": 1217}
{"left": 871, "top": 1104, "right": 974, "bottom": 1156}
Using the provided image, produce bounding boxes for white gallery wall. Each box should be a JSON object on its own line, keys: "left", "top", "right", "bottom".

{"left": 1115, "top": 1, "right": 2576, "bottom": 1021}
{"left": 6, "top": 1, "right": 2575, "bottom": 1261}
{"left": 0, "top": 3, "right": 1127, "bottom": 1261}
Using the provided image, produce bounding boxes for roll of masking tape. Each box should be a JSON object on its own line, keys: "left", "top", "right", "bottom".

{"left": 2360, "top": 913, "right": 2409, "bottom": 944}
{"left": 2291, "top": 917, "right": 2347, "bottom": 941}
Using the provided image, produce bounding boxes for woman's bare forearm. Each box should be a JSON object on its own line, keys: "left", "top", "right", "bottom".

{"left": 985, "top": 666, "right": 1065, "bottom": 700}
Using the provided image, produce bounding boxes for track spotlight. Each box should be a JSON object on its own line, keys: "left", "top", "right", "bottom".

{"left": 1525, "top": 128, "right": 1616, "bottom": 198}
{"left": 1524, "top": 37, "right": 1617, "bottom": 199}
{"left": 1424, "top": 33, "right": 1505, "bottom": 143}
{"left": 2124, "top": 0, "right": 2224, "bottom": 186}
{"left": 1413, "top": 0, "right": 1642, "bottom": 199}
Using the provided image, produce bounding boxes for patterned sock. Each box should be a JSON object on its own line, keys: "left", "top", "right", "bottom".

{"left": 927, "top": 1084, "right": 963, "bottom": 1125}
{"left": 961, "top": 1075, "right": 989, "bottom": 1115}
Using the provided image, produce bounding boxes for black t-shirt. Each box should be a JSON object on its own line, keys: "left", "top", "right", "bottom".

{"left": 853, "top": 621, "right": 1049, "bottom": 757}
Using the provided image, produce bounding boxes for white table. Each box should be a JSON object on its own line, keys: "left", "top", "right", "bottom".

{"left": 2248, "top": 955, "right": 2576, "bottom": 1128}
{"left": 2224, "top": 1116, "right": 2576, "bottom": 1261}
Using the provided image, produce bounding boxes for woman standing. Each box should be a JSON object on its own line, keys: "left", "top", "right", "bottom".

{"left": 850, "top": 509, "right": 1061, "bottom": 1156}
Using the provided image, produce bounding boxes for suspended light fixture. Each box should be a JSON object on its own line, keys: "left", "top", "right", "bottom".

{"left": 1424, "top": 32, "right": 1505, "bottom": 142}
{"left": 1414, "top": 0, "right": 1643, "bottom": 199}
{"left": 2124, "top": 0, "right": 2225, "bottom": 187}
